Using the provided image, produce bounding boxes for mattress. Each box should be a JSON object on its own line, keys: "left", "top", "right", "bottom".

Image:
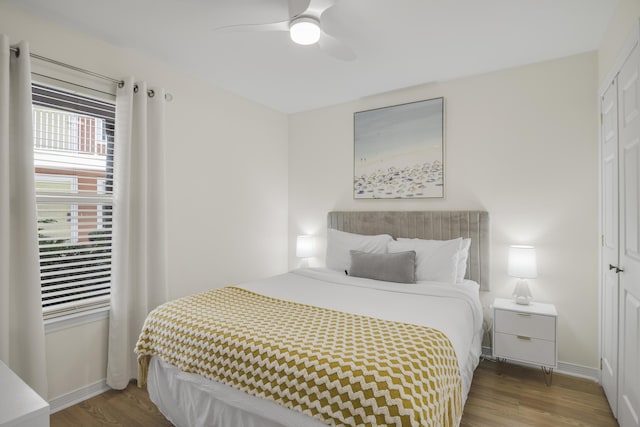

{"left": 146, "top": 268, "right": 483, "bottom": 427}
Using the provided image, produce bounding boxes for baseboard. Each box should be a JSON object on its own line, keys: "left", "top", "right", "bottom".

{"left": 480, "top": 346, "right": 600, "bottom": 383}
{"left": 49, "top": 379, "right": 110, "bottom": 414}
{"left": 556, "top": 362, "right": 600, "bottom": 382}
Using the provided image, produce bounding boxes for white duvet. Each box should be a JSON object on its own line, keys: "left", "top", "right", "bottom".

{"left": 147, "top": 268, "right": 484, "bottom": 427}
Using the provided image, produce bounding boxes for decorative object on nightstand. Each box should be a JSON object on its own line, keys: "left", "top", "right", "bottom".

{"left": 508, "top": 245, "right": 537, "bottom": 305}
{"left": 492, "top": 297, "right": 557, "bottom": 385}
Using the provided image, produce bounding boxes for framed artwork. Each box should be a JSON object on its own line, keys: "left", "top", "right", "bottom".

{"left": 354, "top": 97, "right": 444, "bottom": 199}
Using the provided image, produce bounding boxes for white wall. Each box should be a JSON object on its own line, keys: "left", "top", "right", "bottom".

{"left": 598, "top": 0, "right": 640, "bottom": 84}
{"left": 288, "top": 52, "right": 600, "bottom": 369}
{"left": 45, "top": 319, "right": 109, "bottom": 400}
{"left": 0, "top": 3, "right": 289, "bottom": 402}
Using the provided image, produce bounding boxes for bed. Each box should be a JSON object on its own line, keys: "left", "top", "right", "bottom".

{"left": 136, "top": 211, "right": 489, "bottom": 427}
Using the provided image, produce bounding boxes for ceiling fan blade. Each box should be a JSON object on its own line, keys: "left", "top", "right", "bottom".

{"left": 307, "top": 0, "right": 338, "bottom": 17}
{"left": 318, "top": 32, "right": 356, "bottom": 61}
{"left": 214, "top": 20, "right": 289, "bottom": 34}
{"left": 288, "top": 0, "right": 312, "bottom": 17}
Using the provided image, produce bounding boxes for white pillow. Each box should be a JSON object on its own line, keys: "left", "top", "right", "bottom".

{"left": 457, "top": 238, "right": 472, "bottom": 283}
{"left": 388, "top": 237, "right": 463, "bottom": 284}
{"left": 326, "top": 229, "right": 393, "bottom": 273}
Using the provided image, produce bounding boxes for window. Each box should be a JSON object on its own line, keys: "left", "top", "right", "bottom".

{"left": 33, "top": 83, "right": 116, "bottom": 318}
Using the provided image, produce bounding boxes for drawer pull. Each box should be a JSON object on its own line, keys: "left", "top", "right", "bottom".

{"left": 516, "top": 313, "right": 531, "bottom": 317}
{"left": 517, "top": 335, "right": 531, "bottom": 341}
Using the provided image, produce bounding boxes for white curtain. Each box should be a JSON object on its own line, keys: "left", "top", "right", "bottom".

{"left": 0, "top": 36, "right": 48, "bottom": 398}
{"left": 107, "top": 78, "right": 169, "bottom": 389}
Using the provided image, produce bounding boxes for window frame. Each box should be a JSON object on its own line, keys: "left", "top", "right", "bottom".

{"left": 32, "top": 82, "right": 116, "bottom": 320}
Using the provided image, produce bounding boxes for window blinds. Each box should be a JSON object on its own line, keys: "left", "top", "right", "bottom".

{"left": 33, "top": 83, "right": 116, "bottom": 318}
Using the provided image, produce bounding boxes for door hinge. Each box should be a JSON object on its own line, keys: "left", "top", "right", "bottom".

{"left": 600, "top": 358, "right": 602, "bottom": 370}
{"left": 601, "top": 113, "right": 603, "bottom": 125}
{"left": 602, "top": 234, "right": 605, "bottom": 247}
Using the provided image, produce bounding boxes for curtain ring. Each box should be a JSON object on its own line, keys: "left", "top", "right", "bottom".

{"left": 133, "top": 84, "right": 139, "bottom": 93}
{"left": 13, "top": 47, "right": 20, "bottom": 58}
{"left": 118, "top": 81, "right": 125, "bottom": 88}
{"left": 147, "top": 89, "right": 155, "bottom": 98}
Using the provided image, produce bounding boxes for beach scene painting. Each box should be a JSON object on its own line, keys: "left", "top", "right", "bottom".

{"left": 354, "top": 97, "right": 444, "bottom": 199}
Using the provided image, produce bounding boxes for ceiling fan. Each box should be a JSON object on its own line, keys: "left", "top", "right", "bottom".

{"left": 214, "top": 0, "right": 356, "bottom": 61}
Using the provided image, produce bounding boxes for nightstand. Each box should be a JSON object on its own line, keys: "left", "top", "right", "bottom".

{"left": 492, "top": 297, "right": 557, "bottom": 385}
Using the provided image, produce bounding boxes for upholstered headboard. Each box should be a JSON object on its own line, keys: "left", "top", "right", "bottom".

{"left": 327, "top": 211, "right": 490, "bottom": 291}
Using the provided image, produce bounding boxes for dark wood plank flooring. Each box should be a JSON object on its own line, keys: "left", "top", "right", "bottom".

{"left": 51, "top": 359, "right": 618, "bottom": 426}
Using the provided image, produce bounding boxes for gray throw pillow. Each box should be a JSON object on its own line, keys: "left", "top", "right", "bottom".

{"left": 348, "top": 250, "right": 416, "bottom": 283}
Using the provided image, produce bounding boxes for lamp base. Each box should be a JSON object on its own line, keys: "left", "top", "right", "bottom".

{"left": 513, "top": 279, "right": 533, "bottom": 305}
{"left": 514, "top": 295, "right": 533, "bottom": 305}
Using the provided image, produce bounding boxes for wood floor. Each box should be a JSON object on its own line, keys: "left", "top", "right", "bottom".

{"left": 50, "top": 383, "right": 172, "bottom": 427}
{"left": 461, "top": 360, "right": 617, "bottom": 427}
{"left": 51, "top": 359, "right": 617, "bottom": 426}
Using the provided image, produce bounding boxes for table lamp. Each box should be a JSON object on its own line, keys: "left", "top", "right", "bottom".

{"left": 508, "top": 245, "right": 537, "bottom": 305}
{"left": 296, "top": 235, "right": 314, "bottom": 258}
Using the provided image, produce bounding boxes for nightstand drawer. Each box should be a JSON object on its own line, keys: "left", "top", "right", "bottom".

{"left": 494, "top": 332, "right": 556, "bottom": 367}
{"left": 494, "top": 309, "right": 555, "bottom": 341}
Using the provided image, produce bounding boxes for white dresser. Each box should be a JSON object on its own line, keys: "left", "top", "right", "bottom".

{"left": 492, "top": 298, "right": 557, "bottom": 382}
{"left": 0, "top": 360, "right": 49, "bottom": 427}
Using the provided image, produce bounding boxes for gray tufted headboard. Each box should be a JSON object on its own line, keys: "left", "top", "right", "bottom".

{"left": 327, "top": 211, "right": 490, "bottom": 291}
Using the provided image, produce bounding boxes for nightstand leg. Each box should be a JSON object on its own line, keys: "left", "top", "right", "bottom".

{"left": 541, "top": 367, "right": 553, "bottom": 386}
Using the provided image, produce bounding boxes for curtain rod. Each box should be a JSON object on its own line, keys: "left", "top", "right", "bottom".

{"left": 9, "top": 46, "right": 173, "bottom": 101}
{"left": 10, "top": 46, "right": 123, "bottom": 85}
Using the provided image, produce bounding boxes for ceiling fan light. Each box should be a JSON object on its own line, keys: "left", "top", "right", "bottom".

{"left": 290, "top": 17, "right": 320, "bottom": 45}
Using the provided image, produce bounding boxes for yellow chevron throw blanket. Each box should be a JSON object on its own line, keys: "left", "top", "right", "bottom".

{"left": 135, "top": 286, "right": 462, "bottom": 427}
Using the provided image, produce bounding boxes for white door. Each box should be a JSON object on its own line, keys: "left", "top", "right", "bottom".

{"left": 601, "top": 78, "right": 619, "bottom": 416}
{"left": 618, "top": 41, "right": 640, "bottom": 427}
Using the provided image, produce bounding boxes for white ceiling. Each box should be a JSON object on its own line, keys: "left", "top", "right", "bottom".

{"left": 7, "top": 0, "right": 617, "bottom": 113}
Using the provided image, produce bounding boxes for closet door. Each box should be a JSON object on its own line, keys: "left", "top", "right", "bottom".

{"left": 601, "top": 78, "right": 619, "bottom": 416}
{"left": 617, "top": 41, "right": 640, "bottom": 427}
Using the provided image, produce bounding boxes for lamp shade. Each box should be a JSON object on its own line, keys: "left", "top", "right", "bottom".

{"left": 296, "top": 235, "right": 314, "bottom": 258}
{"left": 508, "top": 245, "right": 537, "bottom": 279}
